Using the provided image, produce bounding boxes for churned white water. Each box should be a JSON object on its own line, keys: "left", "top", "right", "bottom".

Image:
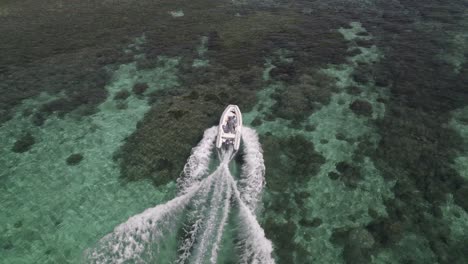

{"left": 84, "top": 126, "right": 274, "bottom": 263}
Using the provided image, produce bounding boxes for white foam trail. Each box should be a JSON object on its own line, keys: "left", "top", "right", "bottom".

{"left": 177, "top": 126, "right": 217, "bottom": 194}
{"left": 85, "top": 126, "right": 274, "bottom": 264}
{"left": 238, "top": 127, "right": 266, "bottom": 212}
{"left": 210, "top": 169, "right": 232, "bottom": 264}
{"left": 176, "top": 217, "right": 202, "bottom": 264}
{"left": 193, "top": 168, "right": 226, "bottom": 264}
{"left": 176, "top": 174, "right": 213, "bottom": 264}
{"left": 229, "top": 175, "right": 275, "bottom": 264}
{"left": 85, "top": 173, "right": 215, "bottom": 264}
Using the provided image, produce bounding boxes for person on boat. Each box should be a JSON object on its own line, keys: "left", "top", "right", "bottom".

{"left": 227, "top": 116, "right": 236, "bottom": 132}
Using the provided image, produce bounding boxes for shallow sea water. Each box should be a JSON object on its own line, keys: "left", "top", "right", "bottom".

{"left": 1, "top": 0, "right": 467, "bottom": 263}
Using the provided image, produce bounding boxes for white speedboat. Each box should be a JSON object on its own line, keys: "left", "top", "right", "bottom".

{"left": 216, "top": 105, "right": 242, "bottom": 151}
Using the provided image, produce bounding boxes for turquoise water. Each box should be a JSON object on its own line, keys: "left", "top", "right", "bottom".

{"left": 1, "top": 0, "right": 468, "bottom": 263}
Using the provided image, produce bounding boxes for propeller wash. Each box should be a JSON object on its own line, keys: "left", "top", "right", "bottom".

{"left": 84, "top": 105, "right": 275, "bottom": 264}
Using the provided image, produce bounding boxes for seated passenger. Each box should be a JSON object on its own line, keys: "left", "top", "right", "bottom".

{"left": 227, "top": 116, "right": 236, "bottom": 132}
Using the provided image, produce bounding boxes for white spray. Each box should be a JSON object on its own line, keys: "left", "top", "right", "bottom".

{"left": 85, "top": 126, "right": 274, "bottom": 264}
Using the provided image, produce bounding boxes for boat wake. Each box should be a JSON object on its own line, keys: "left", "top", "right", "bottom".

{"left": 84, "top": 126, "right": 274, "bottom": 264}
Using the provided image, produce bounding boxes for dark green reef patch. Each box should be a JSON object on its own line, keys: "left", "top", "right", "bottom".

{"left": 349, "top": 99, "right": 373, "bottom": 117}
{"left": 12, "top": 132, "right": 35, "bottom": 153}
{"left": 116, "top": 96, "right": 220, "bottom": 186}
{"left": 132, "top": 83, "right": 149, "bottom": 96}
{"left": 354, "top": 0, "right": 468, "bottom": 261}
{"left": 262, "top": 134, "right": 325, "bottom": 192}
{"left": 261, "top": 134, "right": 326, "bottom": 262}
{"left": 113, "top": 90, "right": 131, "bottom": 101}
{"left": 66, "top": 153, "right": 84, "bottom": 166}
{"left": 116, "top": 66, "right": 263, "bottom": 186}
{"left": 330, "top": 227, "right": 375, "bottom": 264}
{"left": 335, "top": 161, "right": 362, "bottom": 189}
{"left": 271, "top": 72, "right": 336, "bottom": 124}
{"left": 1, "top": 0, "right": 467, "bottom": 263}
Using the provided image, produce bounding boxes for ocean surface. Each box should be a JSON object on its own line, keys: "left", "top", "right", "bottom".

{"left": 1, "top": 0, "right": 467, "bottom": 263}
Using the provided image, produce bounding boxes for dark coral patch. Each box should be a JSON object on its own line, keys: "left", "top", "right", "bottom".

{"left": 31, "top": 113, "right": 46, "bottom": 126}
{"left": 335, "top": 161, "right": 362, "bottom": 188}
{"left": 342, "top": 230, "right": 374, "bottom": 264}
{"left": 328, "top": 171, "right": 340, "bottom": 180}
{"left": 13, "top": 220, "right": 23, "bottom": 228}
{"left": 335, "top": 132, "right": 347, "bottom": 141}
{"left": 38, "top": 87, "right": 107, "bottom": 119}
{"left": 250, "top": 117, "right": 262, "bottom": 127}
{"left": 264, "top": 219, "right": 297, "bottom": 263}
{"left": 304, "top": 124, "right": 316, "bottom": 132}
{"left": 365, "top": 218, "right": 404, "bottom": 247}
{"left": 132, "top": 83, "right": 149, "bottom": 95}
{"left": 117, "top": 99, "right": 220, "bottom": 185}
{"left": 263, "top": 135, "right": 326, "bottom": 191}
{"left": 261, "top": 133, "right": 326, "bottom": 261}
{"left": 168, "top": 109, "right": 188, "bottom": 120}
{"left": 186, "top": 91, "right": 199, "bottom": 100}
{"left": 331, "top": 227, "right": 375, "bottom": 264}
{"left": 2, "top": 240, "right": 13, "bottom": 250}
{"left": 271, "top": 72, "right": 335, "bottom": 123}
{"left": 330, "top": 227, "right": 350, "bottom": 245}
{"left": 346, "top": 48, "right": 362, "bottom": 57}
{"left": 299, "top": 217, "right": 322, "bottom": 228}
{"left": 352, "top": 68, "right": 371, "bottom": 84}
{"left": 355, "top": 39, "right": 374, "bottom": 48}
{"left": 113, "top": 90, "right": 131, "bottom": 100}
{"left": 12, "top": 133, "right": 36, "bottom": 153}
{"left": 118, "top": 66, "right": 261, "bottom": 186}
{"left": 349, "top": 99, "right": 373, "bottom": 117}
{"left": 203, "top": 93, "right": 221, "bottom": 103}
{"left": 374, "top": 72, "right": 391, "bottom": 87}
{"left": 269, "top": 63, "right": 297, "bottom": 82}
{"left": 116, "top": 101, "right": 128, "bottom": 110}
{"left": 346, "top": 86, "right": 362, "bottom": 95}
{"left": 454, "top": 184, "right": 468, "bottom": 211}
{"left": 40, "top": 98, "right": 75, "bottom": 116}
{"left": 66, "top": 153, "right": 84, "bottom": 166}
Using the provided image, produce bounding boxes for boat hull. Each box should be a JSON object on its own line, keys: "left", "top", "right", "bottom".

{"left": 216, "top": 105, "right": 242, "bottom": 151}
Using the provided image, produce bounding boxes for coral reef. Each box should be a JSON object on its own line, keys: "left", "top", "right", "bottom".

{"left": 113, "top": 90, "right": 131, "bottom": 101}
{"left": 271, "top": 71, "right": 336, "bottom": 124}
{"left": 261, "top": 134, "right": 326, "bottom": 262}
{"left": 331, "top": 227, "right": 375, "bottom": 264}
{"left": 116, "top": 97, "right": 222, "bottom": 186}
{"left": 66, "top": 153, "right": 84, "bottom": 166}
{"left": 11, "top": 132, "right": 35, "bottom": 153}
{"left": 335, "top": 161, "right": 362, "bottom": 189}
{"left": 1, "top": 0, "right": 467, "bottom": 263}
{"left": 355, "top": 0, "right": 468, "bottom": 262}
{"left": 132, "top": 82, "right": 149, "bottom": 95}
{"left": 0, "top": 52, "right": 179, "bottom": 263}
{"left": 262, "top": 134, "right": 325, "bottom": 192}
{"left": 117, "top": 66, "right": 263, "bottom": 186}
{"left": 349, "top": 99, "right": 373, "bottom": 117}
